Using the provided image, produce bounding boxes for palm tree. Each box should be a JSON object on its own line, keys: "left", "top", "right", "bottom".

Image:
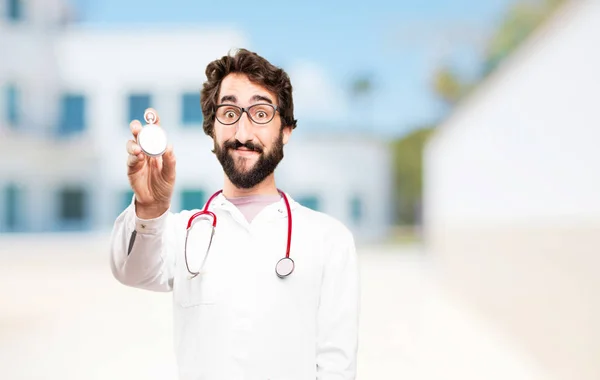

{"left": 349, "top": 74, "right": 374, "bottom": 134}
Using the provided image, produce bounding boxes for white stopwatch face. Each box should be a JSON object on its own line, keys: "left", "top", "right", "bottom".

{"left": 137, "top": 110, "right": 168, "bottom": 157}
{"left": 138, "top": 124, "right": 167, "bottom": 157}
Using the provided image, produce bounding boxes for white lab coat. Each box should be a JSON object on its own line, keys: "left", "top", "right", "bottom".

{"left": 109, "top": 192, "right": 360, "bottom": 380}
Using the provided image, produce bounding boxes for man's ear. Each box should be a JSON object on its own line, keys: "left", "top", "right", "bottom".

{"left": 210, "top": 134, "right": 216, "bottom": 154}
{"left": 282, "top": 125, "right": 293, "bottom": 145}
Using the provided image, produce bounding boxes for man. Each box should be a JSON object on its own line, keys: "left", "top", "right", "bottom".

{"left": 110, "top": 48, "right": 359, "bottom": 380}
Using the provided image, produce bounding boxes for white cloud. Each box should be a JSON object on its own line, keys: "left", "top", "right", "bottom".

{"left": 286, "top": 61, "right": 348, "bottom": 124}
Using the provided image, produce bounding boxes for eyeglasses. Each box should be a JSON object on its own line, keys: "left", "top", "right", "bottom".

{"left": 215, "top": 103, "right": 279, "bottom": 125}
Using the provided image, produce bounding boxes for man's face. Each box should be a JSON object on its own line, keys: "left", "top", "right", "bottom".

{"left": 213, "top": 73, "right": 291, "bottom": 189}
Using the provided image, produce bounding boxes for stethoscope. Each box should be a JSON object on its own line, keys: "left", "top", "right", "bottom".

{"left": 184, "top": 189, "right": 294, "bottom": 279}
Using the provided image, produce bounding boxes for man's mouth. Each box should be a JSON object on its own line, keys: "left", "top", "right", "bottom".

{"left": 233, "top": 147, "right": 260, "bottom": 156}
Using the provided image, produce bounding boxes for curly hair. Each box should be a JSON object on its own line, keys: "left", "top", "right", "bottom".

{"left": 200, "top": 48, "right": 298, "bottom": 137}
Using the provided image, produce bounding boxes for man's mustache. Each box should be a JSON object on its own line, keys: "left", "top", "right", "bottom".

{"left": 223, "top": 140, "right": 264, "bottom": 153}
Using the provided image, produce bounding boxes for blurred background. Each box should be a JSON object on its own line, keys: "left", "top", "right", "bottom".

{"left": 1, "top": 0, "right": 598, "bottom": 378}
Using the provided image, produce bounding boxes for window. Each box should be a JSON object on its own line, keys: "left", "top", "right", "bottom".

{"left": 59, "top": 188, "right": 86, "bottom": 222}
{"left": 180, "top": 189, "right": 205, "bottom": 211}
{"left": 297, "top": 195, "right": 320, "bottom": 211}
{"left": 6, "top": 84, "right": 19, "bottom": 126}
{"left": 128, "top": 94, "right": 151, "bottom": 123}
{"left": 7, "top": 0, "right": 22, "bottom": 21}
{"left": 181, "top": 93, "right": 203, "bottom": 125}
{"left": 4, "top": 184, "right": 20, "bottom": 231}
{"left": 59, "top": 94, "right": 86, "bottom": 135}
{"left": 350, "top": 196, "right": 363, "bottom": 224}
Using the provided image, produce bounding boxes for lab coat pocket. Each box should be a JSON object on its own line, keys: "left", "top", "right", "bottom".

{"left": 175, "top": 272, "right": 220, "bottom": 307}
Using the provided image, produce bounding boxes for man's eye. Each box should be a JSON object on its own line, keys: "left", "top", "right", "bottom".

{"left": 225, "top": 111, "right": 237, "bottom": 118}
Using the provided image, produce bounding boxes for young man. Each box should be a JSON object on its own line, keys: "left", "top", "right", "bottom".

{"left": 110, "top": 49, "right": 359, "bottom": 380}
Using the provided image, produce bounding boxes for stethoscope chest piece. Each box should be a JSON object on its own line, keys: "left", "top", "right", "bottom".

{"left": 138, "top": 110, "right": 168, "bottom": 157}
{"left": 275, "top": 257, "right": 294, "bottom": 278}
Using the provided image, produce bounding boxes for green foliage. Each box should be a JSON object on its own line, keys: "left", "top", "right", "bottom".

{"left": 431, "top": 65, "right": 476, "bottom": 107}
{"left": 351, "top": 76, "right": 373, "bottom": 96}
{"left": 391, "top": 126, "right": 435, "bottom": 225}
{"left": 483, "top": 0, "right": 567, "bottom": 75}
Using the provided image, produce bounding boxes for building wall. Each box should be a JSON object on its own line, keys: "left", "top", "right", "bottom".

{"left": 278, "top": 134, "right": 393, "bottom": 243}
{"left": 423, "top": 1, "right": 600, "bottom": 379}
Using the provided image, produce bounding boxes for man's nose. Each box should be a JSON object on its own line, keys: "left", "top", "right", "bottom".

{"left": 235, "top": 112, "right": 254, "bottom": 142}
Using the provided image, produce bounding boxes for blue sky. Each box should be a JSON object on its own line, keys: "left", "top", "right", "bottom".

{"left": 72, "top": 0, "right": 516, "bottom": 138}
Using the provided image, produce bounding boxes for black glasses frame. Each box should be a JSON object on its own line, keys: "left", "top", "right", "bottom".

{"left": 215, "top": 103, "right": 279, "bottom": 125}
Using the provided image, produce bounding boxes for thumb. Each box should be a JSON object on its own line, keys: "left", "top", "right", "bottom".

{"left": 161, "top": 144, "right": 176, "bottom": 181}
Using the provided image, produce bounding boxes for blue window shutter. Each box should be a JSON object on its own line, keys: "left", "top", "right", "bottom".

{"left": 59, "top": 94, "right": 86, "bottom": 135}
{"left": 180, "top": 189, "right": 206, "bottom": 211}
{"left": 8, "top": 0, "right": 23, "bottom": 21}
{"left": 6, "top": 85, "right": 19, "bottom": 126}
{"left": 57, "top": 187, "right": 89, "bottom": 232}
{"left": 181, "top": 93, "right": 203, "bottom": 125}
{"left": 59, "top": 188, "right": 86, "bottom": 221}
{"left": 4, "top": 184, "right": 20, "bottom": 231}
{"left": 350, "top": 196, "right": 363, "bottom": 223}
{"left": 128, "top": 94, "right": 151, "bottom": 123}
{"left": 298, "top": 195, "right": 320, "bottom": 211}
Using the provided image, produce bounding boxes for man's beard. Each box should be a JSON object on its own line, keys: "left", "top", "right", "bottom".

{"left": 214, "top": 131, "right": 284, "bottom": 189}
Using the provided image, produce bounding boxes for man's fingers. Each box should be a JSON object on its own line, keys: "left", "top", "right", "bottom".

{"left": 130, "top": 120, "right": 142, "bottom": 138}
{"left": 126, "top": 139, "right": 144, "bottom": 168}
{"left": 127, "top": 152, "right": 145, "bottom": 167}
{"left": 162, "top": 144, "right": 176, "bottom": 180}
{"left": 163, "top": 143, "right": 174, "bottom": 157}
{"left": 126, "top": 139, "right": 142, "bottom": 155}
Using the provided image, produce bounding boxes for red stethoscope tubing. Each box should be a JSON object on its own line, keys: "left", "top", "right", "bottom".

{"left": 281, "top": 190, "right": 292, "bottom": 259}
{"left": 184, "top": 189, "right": 293, "bottom": 277}
{"left": 186, "top": 190, "right": 222, "bottom": 229}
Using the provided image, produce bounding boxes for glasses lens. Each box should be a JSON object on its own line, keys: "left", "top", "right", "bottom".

{"left": 248, "top": 104, "right": 275, "bottom": 124}
{"left": 216, "top": 105, "right": 241, "bottom": 125}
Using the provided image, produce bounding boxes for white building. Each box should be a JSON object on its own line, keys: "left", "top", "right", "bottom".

{"left": 424, "top": 1, "right": 600, "bottom": 379}
{"left": 0, "top": 0, "right": 393, "bottom": 243}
